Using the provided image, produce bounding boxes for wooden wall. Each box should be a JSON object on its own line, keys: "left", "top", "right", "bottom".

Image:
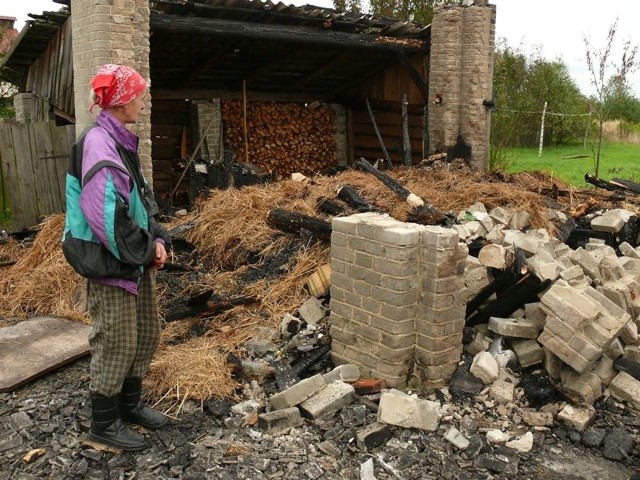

{"left": 0, "top": 121, "right": 74, "bottom": 231}
{"left": 348, "top": 53, "right": 427, "bottom": 166}
{"left": 150, "top": 98, "right": 191, "bottom": 199}
{"left": 25, "top": 20, "right": 74, "bottom": 122}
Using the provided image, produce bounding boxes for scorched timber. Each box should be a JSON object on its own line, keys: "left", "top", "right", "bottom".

{"left": 150, "top": 14, "right": 428, "bottom": 53}
{"left": 267, "top": 208, "right": 332, "bottom": 242}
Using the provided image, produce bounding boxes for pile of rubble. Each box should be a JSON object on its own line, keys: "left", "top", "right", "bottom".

{"left": 224, "top": 200, "right": 640, "bottom": 477}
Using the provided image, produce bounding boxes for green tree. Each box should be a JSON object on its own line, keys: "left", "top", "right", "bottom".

{"left": 605, "top": 78, "right": 640, "bottom": 124}
{"left": 334, "top": 0, "right": 462, "bottom": 25}
{"left": 584, "top": 19, "right": 639, "bottom": 177}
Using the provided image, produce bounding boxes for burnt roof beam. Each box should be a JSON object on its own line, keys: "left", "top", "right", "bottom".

{"left": 150, "top": 13, "right": 427, "bottom": 54}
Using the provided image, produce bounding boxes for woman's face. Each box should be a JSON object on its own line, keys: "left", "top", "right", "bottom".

{"left": 122, "top": 93, "right": 146, "bottom": 124}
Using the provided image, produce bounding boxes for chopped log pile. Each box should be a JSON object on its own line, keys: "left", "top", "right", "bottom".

{"left": 221, "top": 100, "right": 338, "bottom": 178}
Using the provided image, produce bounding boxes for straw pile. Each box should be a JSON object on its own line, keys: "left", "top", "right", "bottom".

{"left": 0, "top": 214, "right": 87, "bottom": 324}
{"left": 0, "top": 166, "right": 619, "bottom": 412}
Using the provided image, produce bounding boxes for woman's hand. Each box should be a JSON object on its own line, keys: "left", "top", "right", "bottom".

{"left": 151, "top": 242, "right": 167, "bottom": 269}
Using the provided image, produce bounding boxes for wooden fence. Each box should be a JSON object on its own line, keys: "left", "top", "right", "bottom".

{"left": 0, "top": 121, "right": 75, "bottom": 231}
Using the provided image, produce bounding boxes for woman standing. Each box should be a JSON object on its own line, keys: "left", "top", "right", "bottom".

{"left": 63, "top": 64, "right": 171, "bottom": 451}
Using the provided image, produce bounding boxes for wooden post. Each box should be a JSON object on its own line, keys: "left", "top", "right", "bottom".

{"left": 538, "top": 101, "right": 547, "bottom": 158}
{"left": 365, "top": 98, "right": 393, "bottom": 168}
{"left": 243, "top": 79, "right": 249, "bottom": 164}
{"left": 401, "top": 93, "right": 412, "bottom": 166}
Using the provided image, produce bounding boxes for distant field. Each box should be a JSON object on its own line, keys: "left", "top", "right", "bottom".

{"left": 502, "top": 141, "right": 640, "bottom": 188}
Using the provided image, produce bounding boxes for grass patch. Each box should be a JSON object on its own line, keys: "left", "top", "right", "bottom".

{"left": 504, "top": 141, "right": 640, "bottom": 187}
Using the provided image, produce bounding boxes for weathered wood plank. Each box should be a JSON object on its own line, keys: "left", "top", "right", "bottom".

{"left": 51, "top": 124, "right": 72, "bottom": 212}
{"left": 0, "top": 125, "right": 19, "bottom": 226}
{"left": 12, "top": 125, "right": 39, "bottom": 229}
{"left": 29, "top": 123, "right": 53, "bottom": 216}
{"left": 36, "top": 121, "right": 62, "bottom": 213}
{"left": 0, "top": 316, "right": 91, "bottom": 392}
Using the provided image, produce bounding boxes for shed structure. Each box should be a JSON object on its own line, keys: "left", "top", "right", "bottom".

{"left": 0, "top": 0, "right": 496, "bottom": 230}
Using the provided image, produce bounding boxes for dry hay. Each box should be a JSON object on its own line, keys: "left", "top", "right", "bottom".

{"left": 0, "top": 214, "right": 87, "bottom": 323}
{"left": 0, "top": 236, "right": 24, "bottom": 264}
{"left": 0, "top": 166, "right": 617, "bottom": 410}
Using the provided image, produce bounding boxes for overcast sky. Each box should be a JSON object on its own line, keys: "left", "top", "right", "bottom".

{"left": 5, "top": 0, "right": 640, "bottom": 97}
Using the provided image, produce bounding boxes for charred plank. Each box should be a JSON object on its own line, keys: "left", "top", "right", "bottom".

{"left": 466, "top": 274, "right": 551, "bottom": 327}
{"left": 267, "top": 208, "right": 332, "bottom": 242}
{"left": 337, "top": 185, "right": 377, "bottom": 212}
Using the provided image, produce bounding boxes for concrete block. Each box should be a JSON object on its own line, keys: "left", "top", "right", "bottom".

{"left": 557, "top": 404, "right": 596, "bottom": 431}
{"left": 591, "top": 210, "right": 627, "bottom": 233}
{"left": 470, "top": 351, "right": 499, "bottom": 384}
{"left": 478, "top": 244, "right": 508, "bottom": 269}
{"left": 377, "top": 389, "right": 441, "bottom": 432}
{"left": 508, "top": 210, "right": 530, "bottom": 230}
{"left": 505, "top": 432, "right": 534, "bottom": 453}
{"left": 619, "top": 242, "right": 640, "bottom": 259}
{"left": 605, "top": 338, "right": 625, "bottom": 359}
{"left": 299, "top": 381, "right": 355, "bottom": 420}
{"left": 269, "top": 374, "right": 326, "bottom": 410}
{"left": 524, "top": 302, "right": 547, "bottom": 328}
{"left": 543, "top": 347, "right": 562, "bottom": 380}
{"left": 444, "top": 427, "right": 470, "bottom": 450}
{"left": 511, "top": 339, "right": 544, "bottom": 367}
{"left": 488, "top": 317, "right": 541, "bottom": 339}
{"left": 323, "top": 364, "right": 360, "bottom": 384}
{"left": 620, "top": 320, "right": 639, "bottom": 345}
{"left": 298, "top": 297, "right": 326, "bottom": 326}
{"left": 258, "top": 407, "right": 304, "bottom": 435}
{"left": 489, "top": 380, "right": 515, "bottom": 404}
{"left": 571, "top": 248, "right": 602, "bottom": 282}
{"left": 522, "top": 410, "right": 553, "bottom": 427}
{"left": 563, "top": 372, "right": 602, "bottom": 405}
{"left": 593, "top": 355, "right": 617, "bottom": 387}
{"left": 489, "top": 206, "right": 512, "bottom": 226}
{"left": 609, "top": 372, "right": 640, "bottom": 411}
{"left": 623, "top": 345, "right": 640, "bottom": 363}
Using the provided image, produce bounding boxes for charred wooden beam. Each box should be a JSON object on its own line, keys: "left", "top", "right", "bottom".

{"left": 466, "top": 273, "right": 551, "bottom": 327}
{"left": 317, "top": 197, "right": 346, "bottom": 216}
{"left": 354, "top": 157, "right": 427, "bottom": 209}
{"left": 267, "top": 208, "right": 332, "bottom": 242}
{"left": 337, "top": 185, "right": 377, "bottom": 212}
{"left": 151, "top": 13, "right": 428, "bottom": 53}
{"left": 165, "top": 293, "right": 258, "bottom": 322}
{"left": 584, "top": 173, "right": 627, "bottom": 193}
{"left": 465, "top": 270, "right": 517, "bottom": 320}
{"left": 611, "top": 177, "right": 640, "bottom": 194}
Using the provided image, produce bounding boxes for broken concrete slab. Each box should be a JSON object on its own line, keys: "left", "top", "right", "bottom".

{"left": 377, "top": 389, "right": 440, "bottom": 432}
{"left": 0, "top": 316, "right": 91, "bottom": 392}
{"left": 299, "top": 381, "right": 355, "bottom": 420}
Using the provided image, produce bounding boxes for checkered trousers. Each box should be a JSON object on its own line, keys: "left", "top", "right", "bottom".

{"left": 87, "top": 269, "right": 161, "bottom": 396}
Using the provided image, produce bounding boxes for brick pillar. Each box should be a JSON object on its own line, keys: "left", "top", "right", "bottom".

{"left": 328, "top": 213, "right": 468, "bottom": 388}
{"left": 71, "top": 0, "right": 153, "bottom": 183}
{"left": 190, "top": 100, "right": 222, "bottom": 162}
{"left": 428, "top": 3, "right": 496, "bottom": 169}
{"left": 414, "top": 227, "right": 468, "bottom": 388}
{"left": 329, "top": 213, "right": 422, "bottom": 388}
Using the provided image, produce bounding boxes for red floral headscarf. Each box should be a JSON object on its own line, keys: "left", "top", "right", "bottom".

{"left": 90, "top": 64, "right": 147, "bottom": 112}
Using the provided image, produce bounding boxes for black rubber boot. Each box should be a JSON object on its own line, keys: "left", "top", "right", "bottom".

{"left": 118, "top": 377, "right": 167, "bottom": 429}
{"left": 89, "top": 393, "right": 148, "bottom": 451}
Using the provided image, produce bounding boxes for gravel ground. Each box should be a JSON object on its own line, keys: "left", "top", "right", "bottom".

{"left": 1, "top": 357, "right": 639, "bottom": 480}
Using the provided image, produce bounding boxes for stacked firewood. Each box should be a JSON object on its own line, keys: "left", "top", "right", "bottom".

{"left": 222, "top": 100, "right": 337, "bottom": 177}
